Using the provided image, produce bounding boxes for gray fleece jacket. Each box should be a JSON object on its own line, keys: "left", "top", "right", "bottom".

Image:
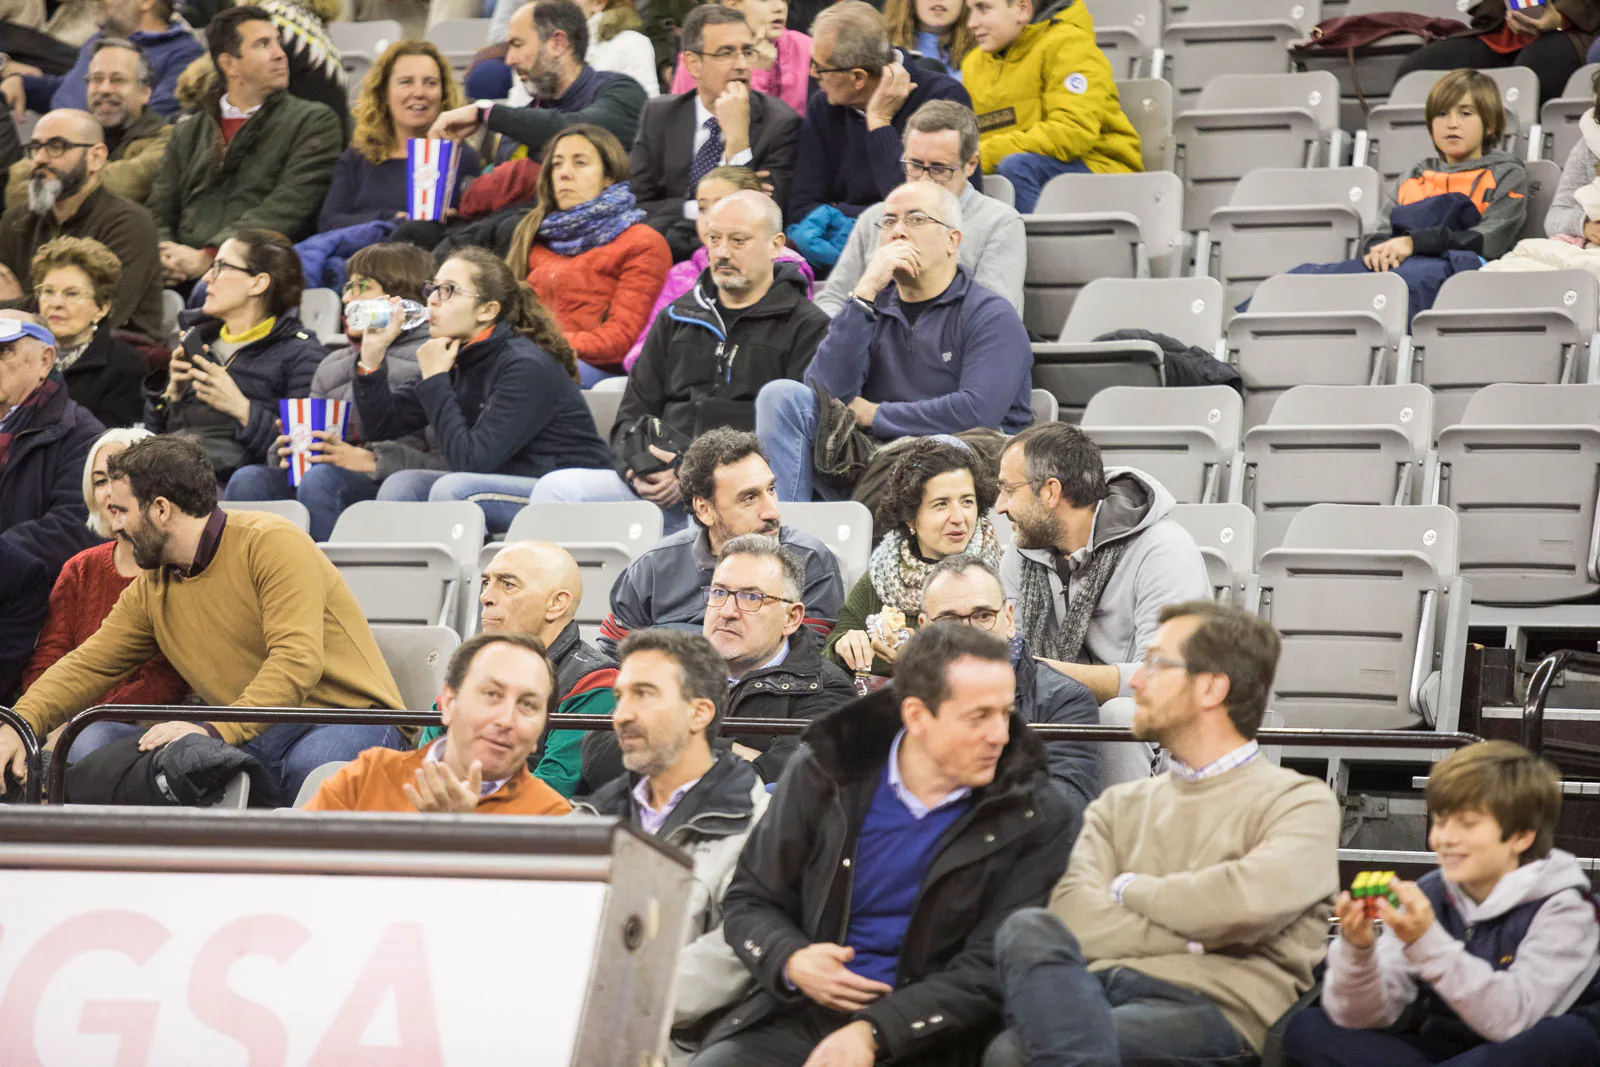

{"left": 1547, "top": 133, "right": 1600, "bottom": 240}
{"left": 999, "top": 467, "right": 1211, "bottom": 700}
{"left": 1322, "top": 849, "right": 1600, "bottom": 1042}
{"left": 1364, "top": 150, "right": 1528, "bottom": 261}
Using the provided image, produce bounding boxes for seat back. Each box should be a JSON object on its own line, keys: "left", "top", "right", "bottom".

{"left": 300, "top": 288, "right": 344, "bottom": 346}
{"left": 1081, "top": 385, "right": 1243, "bottom": 503}
{"left": 1242, "top": 383, "right": 1434, "bottom": 556}
{"left": 222, "top": 499, "right": 311, "bottom": 534}
{"left": 370, "top": 624, "right": 461, "bottom": 710}
{"left": 326, "top": 501, "right": 486, "bottom": 630}
{"left": 1521, "top": 157, "right": 1561, "bottom": 241}
{"left": 584, "top": 389, "right": 624, "bottom": 440}
{"left": 294, "top": 762, "right": 350, "bottom": 808}
{"left": 1366, "top": 67, "right": 1536, "bottom": 186}
{"left": 781, "top": 501, "right": 874, "bottom": 587}
{"left": 161, "top": 289, "right": 183, "bottom": 346}
{"left": 985, "top": 173, "right": 1016, "bottom": 208}
{"left": 1540, "top": 63, "right": 1600, "bottom": 165}
{"left": 328, "top": 19, "right": 401, "bottom": 99}
{"left": 1031, "top": 387, "right": 1060, "bottom": 425}
{"left": 1168, "top": 502, "right": 1256, "bottom": 602}
{"left": 1117, "top": 76, "right": 1176, "bottom": 171}
{"left": 1259, "top": 503, "right": 1457, "bottom": 728}
{"left": 1162, "top": 0, "right": 1321, "bottom": 110}
{"left": 425, "top": 17, "right": 493, "bottom": 79}
{"left": 494, "top": 502, "right": 666, "bottom": 629}
{"left": 1436, "top": 382, "right": 1600, "bottom": 605}
{"left": 1088, "top": 0, "right": 1163, "bottom": 76}
{"left": 1227, "top": 270, "right": 1409, "bottom": 427}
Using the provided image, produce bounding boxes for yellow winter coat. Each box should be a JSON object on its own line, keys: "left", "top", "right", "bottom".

{"left": 962, "top": 2, "right": 1143, "bottom": 176}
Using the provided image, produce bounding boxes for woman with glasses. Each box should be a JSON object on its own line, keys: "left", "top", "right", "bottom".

{"left": 506, "top": 124, "right": 671, "bottom": 387}
{"left": 669, "top": 0, "right": 813, "bottom": 112}
{"left": 825, "top": 437, "right": 1002, "bottom": 677}
{"left": 349, "top": 246, "right": 612, "bottom": 533}
{"left": 146, "top": 228, "right": 325, "bottom": 480}
{"left": 29, "top": 236, "right": 144, "bottom": 428}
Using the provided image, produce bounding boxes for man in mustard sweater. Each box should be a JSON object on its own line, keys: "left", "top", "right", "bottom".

{"left": 984, "top": 599, "right": 1341, "bottom": 1066}
{"left": 0, "top": 435, "right": 407, "bottom": 803}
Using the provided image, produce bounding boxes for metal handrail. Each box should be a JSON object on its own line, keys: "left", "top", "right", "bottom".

{"left": 0, "top": 707, "right": 42, "bottom": 805}
{"left": 1522, "top": 649, "right": 1600, "bottom": 756}
{"left": 43, "top": 703, "right": 1486, "bottom": 805}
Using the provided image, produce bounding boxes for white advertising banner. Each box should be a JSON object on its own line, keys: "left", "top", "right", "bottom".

{"left": 0, "top": 868, "right": 609, "bottom": 1066}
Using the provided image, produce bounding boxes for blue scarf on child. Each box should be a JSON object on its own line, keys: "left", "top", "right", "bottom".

{"left": 537, "top": 182, "right": 646, "bottom": 257}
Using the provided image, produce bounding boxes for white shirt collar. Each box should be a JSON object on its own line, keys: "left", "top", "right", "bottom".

{"left": 886, "top": 729, "right": 972, "bottom": 819}
{"left": 1169, "top": 740, "right": 1261, "bottom": 783}
{"left": 219, "top": 94, "right": 263, "bottom": 121}
{"left": 425, "top": 737, "right": 516, "bottom": 797}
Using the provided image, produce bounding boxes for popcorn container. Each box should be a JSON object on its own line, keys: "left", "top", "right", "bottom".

{"left": 407, "top": 137, "right": 462, "bottom": 222}
{"left": 279, "top": 398, "right": 350, "bottom": 487}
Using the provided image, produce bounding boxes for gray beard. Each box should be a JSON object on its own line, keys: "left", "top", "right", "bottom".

{"left": 26, "top": 172, "right": 63, "bottom": 216}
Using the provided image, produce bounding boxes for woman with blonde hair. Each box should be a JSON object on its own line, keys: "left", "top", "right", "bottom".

{"left": 318, "top": 40, "right": 481, "bottom": 232}
{"left": 506, "top": 124, "right": 670, "bottom": 386}
{"left": 883, "top": 0, "right": 974, "bottom": 76}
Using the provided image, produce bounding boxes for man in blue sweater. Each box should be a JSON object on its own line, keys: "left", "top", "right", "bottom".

{"left": 755, "top": 179, "right": 1033, "bottom": 501}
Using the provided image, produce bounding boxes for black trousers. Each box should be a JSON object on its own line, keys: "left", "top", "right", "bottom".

{"left": 690, "top": 1004, "right": 855, "bottom": 1067}
{"left": 1396, "top": 32, "right": 1585, "bottom": 106}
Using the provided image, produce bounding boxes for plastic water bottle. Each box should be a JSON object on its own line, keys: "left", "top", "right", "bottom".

{"left": 346, "top": 299, "right": 428, "bottom": 333}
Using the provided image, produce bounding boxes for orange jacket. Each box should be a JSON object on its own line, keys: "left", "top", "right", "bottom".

{"left": 526, "top": 222, "right": 671, "bottom": 375}
{"left": 305, "top": 745, "right": 573, "bottom": 815}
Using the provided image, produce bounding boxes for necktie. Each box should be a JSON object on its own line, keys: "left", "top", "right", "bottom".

{"left": 688, "top": 115, "right": 724, "bottom": 193}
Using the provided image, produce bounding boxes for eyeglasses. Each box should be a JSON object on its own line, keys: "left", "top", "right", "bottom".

{"left": 704, "top": 585, "right": 790, "bottom": 612}
{"left": 1137, "top": 651, "right": 1189, "bottom": 674}
{"left": 341, "top": 277, "right": 380, "bottom": 299}
{"left": 930, "top": 607, "right": 1003, "bottom": 631}
{"left": 35, "top": 285, "right": 96, "bottom": 303}
{"left": 809, "top": 59, "right": 857, "bottom": 76}
{"left": 901, "top": 157, "right": 959, "bottom": 182}
{"left": 694, "top": 45, "right": 759, "bottom": 62}
{"left": 22, "top": 138, "right": 96, "bottom": 159}
{"left": 423, "top": 280, "right": 481, "bottom": 304}
{"left": 204, "top": 259, "right": 255, "bottom": 281}
{"left": 875, "top": 210, "right": 951, "bottom": 233}
{"left": 85, "top": 72, "right": 139, "bottom": 87}
{"left": 997, "top": 476, "right": 1039, "bottom": 496}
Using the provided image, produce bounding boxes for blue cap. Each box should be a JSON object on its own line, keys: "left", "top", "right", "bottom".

{"left": 0, "top": 318, "right": 56, "bottom": 347}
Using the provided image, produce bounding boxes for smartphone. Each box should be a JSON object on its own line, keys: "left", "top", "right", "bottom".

{"left": 180, "top": 329, "right": 208, "bottom": 363}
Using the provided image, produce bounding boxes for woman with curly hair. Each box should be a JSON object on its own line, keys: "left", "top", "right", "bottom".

{"left": 825, "top": 438, "right": 1002, "bottom": 676}
{"left": 317, "top": 39, "right": 481, "bottom": 233}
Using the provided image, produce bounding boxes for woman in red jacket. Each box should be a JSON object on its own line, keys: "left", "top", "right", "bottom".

{"left": 506, "top": 124, "right": 672, "bottom": 386}
{"left": 21, "top": 427, "right": 188, "bottom": 707}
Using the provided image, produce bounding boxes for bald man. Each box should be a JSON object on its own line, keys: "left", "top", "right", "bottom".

{"left": 0, "top": 108, "right": 164, "bottom": 339}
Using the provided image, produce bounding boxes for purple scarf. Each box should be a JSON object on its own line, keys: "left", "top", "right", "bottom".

{"left": 537, "top": 182, "right": 646, "bottom": 257}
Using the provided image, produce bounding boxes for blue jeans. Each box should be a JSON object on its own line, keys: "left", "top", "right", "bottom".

{"left": 528, "top": 467, "right": 688, "bottom": 534}
{"left": 377, "top": 469, "right": 536, "bottom": 534}
{"left": 67, "top": 721, "right": 406, "bottom": 806}
{"left": 577, "top": 361, "right": 624, "bottom": 388}
{"left": 984, "top": 908, "right": 1257, "bottom": 1066}
{"left": 754, "top": 379, "right": 845, "bottom": 503}
{"left": 1284, "top": 1006, "right": 1600, "bottom": 1067}
{"left": 225, "top": 462, "right": 379, "bottom": 542}
{"left": 995, "top": 153, "right": 1092, "bottom": 214}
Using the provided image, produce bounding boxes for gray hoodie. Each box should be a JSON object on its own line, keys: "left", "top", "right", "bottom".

{"left": 999, "top": 467, "right": 1211, "bottom": 699}
{"left": 1322, "top": 849, "right": 1600, "bottom": 1042}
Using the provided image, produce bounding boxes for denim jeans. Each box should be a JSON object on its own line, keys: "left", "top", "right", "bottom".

{"left": 995, "top": 153, "right": 1092, "bottom": 214}
{"left": 985, "top": 908, "right": 1258, "bottom": 1067}
{"left": 528, "top": 467, "right": 688, "bottom": 534}
{"left": 67, "top": 721, "right": 406, "bottom": 806}
{"left": 377, "top": 469, "right": 535, "bottom": 534}
{"left": 1284, "top": 1006, "right": 1600, "bottom": 1067}
{"left": 225, "top": 462, "right": 379, "bottom": 542}
{"left": 577, "top": 361, "right": 624, "bottom": 388}
{"left": 754, "top": 379, "right": 847, "bottom": 503}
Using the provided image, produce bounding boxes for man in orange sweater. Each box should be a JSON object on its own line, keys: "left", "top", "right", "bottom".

{"left": 307, "top": 632, "right": 572, "bottom": 816}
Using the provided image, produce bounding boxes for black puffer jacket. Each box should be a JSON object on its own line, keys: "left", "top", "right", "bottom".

{"left": 709, "top": 687, "right": 1072, "bottom": 1065}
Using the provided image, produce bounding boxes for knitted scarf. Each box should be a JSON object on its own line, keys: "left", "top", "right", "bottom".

{"left": 1015, "top": 539, "right": 1126, "bottom": 663}
{"left": 538, "top": 182, "right": 646, "bottom": 257}
{"left": 0, "top": 377, "right": 60, "bottom": 469}
{"left": 868, "top": 518, "right": 1003, "bottom": 614}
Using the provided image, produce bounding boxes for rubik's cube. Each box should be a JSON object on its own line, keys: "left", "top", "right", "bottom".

{"left": 1351, "top": 871, "right": 1401, "bottom": 918}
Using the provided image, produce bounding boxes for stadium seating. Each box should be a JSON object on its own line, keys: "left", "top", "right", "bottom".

{"left": 1170, "top": 502, "right": 1257, "bottom": 604}
{"left": 1521, "top": 157, "right": 1561, "bottom": 241}
{"left": 1160, "top": 0, "right": 1322, "bottom": 112}
{"left": 1539, "top": 62, "right": 1600, "bottom": 167}
{"left": 425, "top": 17, "right": 493, "bottom": 82}
{"left": 222, "top": 499, "right": 312, "bottom": 533}
{"left": 322, "top": 501, "right": 486, "bottom": 632}
{"left": 985, "top": 173, "right": 1017, "bottom": 208}
{"left": 780, "top": 501, "right": 874, "bottom": 587}
{"left": 1088, "top": 0, "right": 1164, "bottom": 78}
{"left": 294, "top": 762, "right": 350, "bottom": 807}
{"left": 300, "top": 288, "right": 346, "bottom": 348}
{"left": 328, "top": 19, "right": 402, "bottom": 103}
{"left": 584, "top": 388, "right": 624, "bottom": 440}
{"left": 1030, "top": 388, "right": 1061, "bottom": 425}
{"left": 1117, "top": 77, "right": 1177, "bottom": 172}
{"left": 1081, "top": 384, "right": 1242, "bottom": 503}
{"left": 370, "top": 624, "right": 460, "bottom": 710}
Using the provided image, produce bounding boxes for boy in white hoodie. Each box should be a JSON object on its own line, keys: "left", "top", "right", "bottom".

{"left": 1284, "top": 741, "right": 1600, "bottom": 1067}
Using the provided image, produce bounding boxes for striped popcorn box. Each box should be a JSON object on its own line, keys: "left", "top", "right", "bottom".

{"left": 1506, "top": 0, "right": 1546, "bottom": 10}
{"left": 407, "top": 138, "right": 461, "bottom": 222}
{"left": 279, "top": 398, "right": 350, "bottom": 487}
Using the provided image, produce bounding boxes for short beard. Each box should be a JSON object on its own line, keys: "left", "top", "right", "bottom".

{"left": 91, "top": 98, "right": 129, "bottom": 129}
{"left": 524, "top": 48, "right": 563, "bottom": 100}
{"left": 123, "top": 525, "right": 168, "bottom": 571}
{"left": 1012, "top": 505, "right": 1063, "bottom": 552}
{"left": 621, "top": 726, "right": 690, "bottom": 779}
{"left": 714, "top": 265, "right": 752, "bottom": 298}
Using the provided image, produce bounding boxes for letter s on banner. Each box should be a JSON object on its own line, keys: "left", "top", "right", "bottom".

{"left": 188, "top": 914, "right": 312, "bottom": 1065}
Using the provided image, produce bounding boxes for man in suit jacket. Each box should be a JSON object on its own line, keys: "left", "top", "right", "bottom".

{"left": 629, "top": 3, "right": 801, "bottom": 261}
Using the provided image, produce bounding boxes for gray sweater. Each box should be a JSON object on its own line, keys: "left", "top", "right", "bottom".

{"left": 1365, "top": 150, "right": 1528, "bottom": 261}
{"left": 1547, "top": 135, "right": 1599, "bottom": 240}
{"left": 816, "top": 181, "right": 1026, "bottom": 317}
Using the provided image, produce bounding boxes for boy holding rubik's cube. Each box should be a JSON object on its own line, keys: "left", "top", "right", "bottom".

{"left": 1349, "top": 870, "right": 1400, "bottom": 918}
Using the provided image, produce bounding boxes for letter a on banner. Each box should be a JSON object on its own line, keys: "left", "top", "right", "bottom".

{"left": 307, "top": 922, "right": 444, "bottom": 1066}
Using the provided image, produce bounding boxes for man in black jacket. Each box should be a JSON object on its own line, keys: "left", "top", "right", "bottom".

{"left": 692, "top": 623, "right": 1072, "bottom": 1067}
{"left": 527, "top": 192, "right": 828, "bottom": 530}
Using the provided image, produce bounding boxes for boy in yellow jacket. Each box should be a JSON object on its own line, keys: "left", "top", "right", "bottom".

{"left": 963, "top": 0, "right": 1142, "bottom": 212}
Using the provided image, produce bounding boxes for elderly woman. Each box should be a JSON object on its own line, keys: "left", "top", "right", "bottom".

{"left": 31, "top": 236, "right": 146, "bottom": 429}
{"left": 21, "top": 427, "right": 188, "bottom": 708}
{"left": 825, "top": 438, "right": 1002, "bottom": 676}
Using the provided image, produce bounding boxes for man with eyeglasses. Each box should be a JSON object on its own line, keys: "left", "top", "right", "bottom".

{"left": 818, "top": 99, "right": 1024, "bottom": 317}
{"left": 0, "top": 107, "right": 163, "bottom": 340}
{"left": 629, "top": 4, "right": 801, "bottom": 260}
{"left": 920, "top": 552, "right": 1099, "bottom": 836}
{"left": 754, "top": 179, "right": 1033, "bottom": 502}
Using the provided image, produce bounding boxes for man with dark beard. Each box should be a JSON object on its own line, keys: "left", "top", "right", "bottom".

{"left": 0, "top": 108, "right": 163, "bottom": 339}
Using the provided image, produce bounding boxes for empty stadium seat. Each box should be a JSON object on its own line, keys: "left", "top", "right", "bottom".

{"left": 1360, "top": 67, "right": 1538, "bottom": 189}
{"left": 323, "top": 502, "right": 486, "bottom": 631}
{"left": 1169, "top": 501, "right": 1256, "bottom": 603}
{"left": 1539, "top": 62, "right": 1600, "bottom": 165}
{"left": 294, "top": 762, "right": 349, "bottom": 807}
{"left": 584, "top": 389, "right": 624, "bottom": 440}
{"left": 1088, "top": 0, "right": 1163, "bottom": 78}
{"left": 1201, "top": 165, "right": 1380, "bottom": 309}
{"left": 1239, "top": 383, "right": 1434, "bottom": 556}
{"left": 1226, "top": 270, "right": 1410, "bottom": 428}
{"left": 985, "top": 174, "right": 1017, "bottom": 208}
{"left": 1117, "top": 76, "right": 1176, "bottom": 172}
{"left": 426, "top": 17, "right": 493, "bottom": 80}
{"left": 1435, "top": 383, "right": 1600, "bottom": 607}
{"left": 1172, "top": 71, "right": 1343, "bottom": 233}
{"left": 780, "top": 501, "right": 874, "bottom": 587}
{"left": 1081, "top": 385, "right": 1242, "bottom": 503}
{"left": 1521, "top": 157, "right": 1561, "bottom": 241}
{"left": 221, "top": 499, "right": 311, "bottom": 533}
{"left": 1032, "top": 276, "right": 1225, "bottom": 421}
{"left": 300, "top": 288, "right": 345, "bottom": 347}
{"left": 1160, "top": 0, "right": 1322, "bottom": 111}
{"left": 370, "top": 624, "right": 460, "bottom": 710}
{"left": 1022, "top": 170, "right": 1185, "bottom": 335}
{"left": 1258, "top": 502, "right": 1469, "bottom": 732}
{"left": 1030, "top": 388, "right": 1060, "bottom": 425}
{"left": 1407, "top": 269, "right": 1600, "bottom": 432}
{"left": 328, "top": 19, "right": 402, "bottom": 100}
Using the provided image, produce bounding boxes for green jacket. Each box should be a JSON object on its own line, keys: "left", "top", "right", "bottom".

{"left": 823, "top": 571, "right": 923, "bottom": 678}
{"left": 145, "top": 89, "right": 342, "bottom": 249}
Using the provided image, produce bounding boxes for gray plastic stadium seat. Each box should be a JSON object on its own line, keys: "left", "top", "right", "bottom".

{"left": 370, "top": 623, "right": 461, "bottom": 710}
{"left": 1258, "top": 503, "right": 1467, "bottom": 730}
{"left": 1030, "top": 388, "right": 1060, "bottom": 425}
{"left": 1435, "top": 383, "right": 1600, "bottom": 606}
{"left": 328, "top": 19, "right": 401, "bottom": 100}
{"left": 1522, "top": 158, "right": 1560, "bottom": 241}
{"left": 985, "top": 174, "right": 1016, "bottom": 208}
{"left": 1168, "top": 502, "right": 1255, "bottom": 603}
{"left": 1118, "top": 77, "right": 1176, "bottom": 172}
{"left": 780, "top": 501, "right": 873, "bottom": 588}
{"left": 300, "top": 288, "right": 345, "bottom": 347}
{"left": 1087, "top": 0, "right": 1163, "bottom": 78}
{"left": 1239, "top": 383, "right": 1434, "bottom": 557}
{"left": 1172, "top": 71, "right": 1342, "bottom": 232}
{"left": 221, "top": 499, "right": 311, "bottom": 533}
{"left": 1300, "top": 0, "right": 1468, "bottom": 126}
{"left": 485, "top": 502, "right": 665, "bottom": 633}
{"left": 584, "top": 389, "right": 624, "bottom": 440}
{"left": 294, "top": 762, "right": 349, "bottom": 808}
{"left": 1021, "top": 170, "right": 1184, "bottom": 336}
{"left": 1203, "top": 166, "right": 1380, "bottom": 309}
{"left": 1033, "top": 276, "right": 1224, "bottom": 421}
{"left": 425, "top": 17, "right": 492, "bottom": 80}
{"left": 1081, "top": 385, "right": 1242, "bottom": 504}
{"left": 1408, "top": 269, "right": 1600, "bottom": 432}
{"left": 323, "top": 501, "right": 486, "bottom": 631}
{"left": 1540, "top": 63, "right": 1600, "bottom": 165}
{"left": 1362, "top": 68, "right": 1537, "bottom": 190}
{"left": 161, "top": 289, "right": 183, "bottom": 346}
{"left": 1161, "top": 0, "right": 1321, "bottom": 112}
{"left": 1226, "top": 271, "right": 1410, "bottom": 428}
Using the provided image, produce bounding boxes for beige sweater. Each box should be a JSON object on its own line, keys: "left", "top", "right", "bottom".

{"left": 1050, "top": 755, "right": 1340, "bottom": 1051}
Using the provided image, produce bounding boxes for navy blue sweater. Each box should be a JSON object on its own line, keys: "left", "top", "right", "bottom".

{"left": 317, "top": 145, "right": 482, "bottom": 233}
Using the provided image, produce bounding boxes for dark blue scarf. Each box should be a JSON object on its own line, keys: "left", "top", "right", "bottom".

{"left": 537, "top": 182, "right": 646, "bottom": 257}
